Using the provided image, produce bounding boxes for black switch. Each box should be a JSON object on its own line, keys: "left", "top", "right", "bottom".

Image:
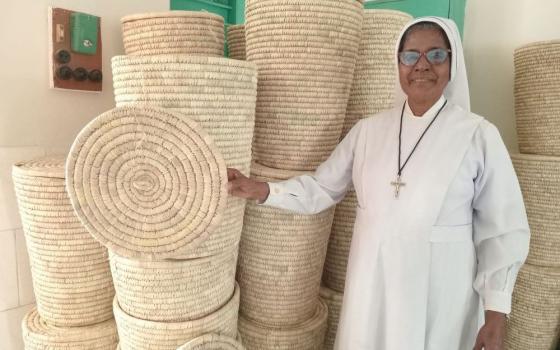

{"left": 56, "top": 65, "right": 73, "bottom": 80}
{"left": 73, "top": 67, "right": 88, "bottom": 81}
{"left": 88, "top": 69, "right": 103, "bottom": 83}
{"left": 54, "top": 49, "right": 71, "bottom": 64}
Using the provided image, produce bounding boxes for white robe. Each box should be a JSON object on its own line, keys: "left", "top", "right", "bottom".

{"left": 262, "top": 101, "right": 530, "bottom": 350}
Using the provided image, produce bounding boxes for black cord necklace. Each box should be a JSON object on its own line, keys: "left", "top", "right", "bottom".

{"left": 391, "top": 99, "right": 448, "bottom": 199}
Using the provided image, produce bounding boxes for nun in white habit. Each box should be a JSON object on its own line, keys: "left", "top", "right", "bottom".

{"left": 228, "top": 17, "right": 530, "bottom": 350}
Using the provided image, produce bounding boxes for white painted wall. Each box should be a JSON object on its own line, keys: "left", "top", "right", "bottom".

{"left": 0, "top": 1, "right": 168, "bottom": 349}
{"left": 463, "top": 0, "right": 560, "bottom": 152}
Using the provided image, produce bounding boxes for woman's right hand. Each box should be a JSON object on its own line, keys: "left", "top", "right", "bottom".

{"left": 227, "top": 168, "right": 270, "bottom": 203}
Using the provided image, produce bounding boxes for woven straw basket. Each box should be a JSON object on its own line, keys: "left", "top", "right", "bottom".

{"left": 121, "top": 11, "right": 224, "bottom": 56}
{"left": 505, "top": 264, "right": 560, "bottom": 350}
{"left": 177, "top": 333, "right": 245, "bottom": 350}
{"left": 66, "top": 106, "right": 228, "bottom": 260}
{"left": 245, "top": 0, "right": 363, "bottom": 170}
{"left": 322, "top": 189, "right": 357, "bottom": 292}
{"left": 237, "top": 162, "right": 334, "bottom": 326}
{"left": 511, "top": 154, "right": 560, "bottom": 267}
{"left": 115, "top": 283, "right": 240, "bottom": 350}
{"left": 319, "top": 286, "right": 343, "bottom": 350}
{"left": 238, "top": 299, "right": 328, "bottom": 350}
{"left": 22, "top": 307, "right": 118, "bottom": 349}
{"left": 112, "top": 55, "right": 257, "bottom": 258}
{"left": 514, "top": 40, "right": 560, "bottom": 157}
{"left": 227, "top": 24, "right": 246, "bottom": 60}
{"left": 12, "top": 156, "right": 114, "bottom": 327}
{"left": 109, "top": 247, "right": 237, "bottom": 322}
{"left": 342, "top": 9, "right": 411, "bottom": 138}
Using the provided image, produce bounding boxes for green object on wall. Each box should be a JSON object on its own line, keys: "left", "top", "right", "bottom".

{"left": 70, "top": 12, "right": 99, "bottom": 55}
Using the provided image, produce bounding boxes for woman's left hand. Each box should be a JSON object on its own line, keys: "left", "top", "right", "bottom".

{"left": 473, "top": 310, "right": 507, "bottom": 350}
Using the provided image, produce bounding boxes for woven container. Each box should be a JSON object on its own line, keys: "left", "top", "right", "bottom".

{"left": 115, "top": 283, "right": 240, "bottom": 350}
{"left": 511, "top": 154, "right": 560, "bottom": 267}
{"left": 66, "top": 106, "right": 228, "bottom": 260}
{"left": 22, "top": 307, "right": 118, "bottom": 349}
{"left": 319, "top": 287, "right": 343, "bottom": 350}
{"left": 121, "top": 11, "right": 224, "bottom": 56}
{"left": 343, "top": 9, "right": 411, "bottom": 138}
{"left": 177, "top": 333, "right": 245, "bottom": 350}
{"left": 505, "top": 264, "right": 560, "bottom": 350}
{"left": 227, "top": 24, "right": 246, "bottom": 60}
{"left": 514, "top": 40, "right": 560, "bottom": 157}
{"left": 12, "top": 156, "right": 114, "bottom": 327}
{"left": 237, "top": 162, "right": 334, "bottom": 326}
{"left": 238, "top": 299, "right": 328, "bottom": 350}
{"left": 109, "top": 247, "right": 237, "bottom": 322}
{"left": 245, "top": 0, "right": 363, "bottom": 170}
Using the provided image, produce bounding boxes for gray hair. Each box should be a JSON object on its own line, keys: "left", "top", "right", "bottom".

{"left": 398, "top": 21, "right": 451, "bottom": 52}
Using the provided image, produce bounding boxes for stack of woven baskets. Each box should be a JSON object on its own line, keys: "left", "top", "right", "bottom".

{"left": 506, "top": 40, "right": 560, "bottom": 350}
{"left": 235, "top": 1, "right": 363, "bottom": 349}
{"left": 318, "top": 10, "right": 411, "bottom": 349}
{"left": 227, "top": 24, "right": 246, "bottom": 60}
{"left": 12, "top": 156, "right": 118, "bottom": 349}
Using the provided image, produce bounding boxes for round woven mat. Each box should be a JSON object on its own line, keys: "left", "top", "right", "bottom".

{"left": 238, "top": 299, "right": 328, "bottom": 349}
{"left": 227, "top": 24, "right": 246, "bottom": 60}
{"left": 66, "top": 106, "right": 228, "bottom": 260}
{"left": 511, "top": 153, "right": 560, "bottom": 267}
{"left": 12, "top": 156, "right": 114, "bottom": 327}
{"left": 514, "top": 40, "right": 560, "bottom": 157}
{"left": 177, "top": 333, "right": 245, "bottom": 350}
{"left": 115, "top": 283, "right": 240, "bottom": 350}
{"left": 319, "top": 286, "right": 343, "bottom": 350}
{"left": 22, "top": 307, "right": 118, "bottom": 349}
{"left": 505, "top": 264, "right": 560, "bottom": 350}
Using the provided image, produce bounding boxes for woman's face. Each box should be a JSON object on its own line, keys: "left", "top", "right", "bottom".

{"left": 398, "top": 28, "right": 451, "bottom": 105}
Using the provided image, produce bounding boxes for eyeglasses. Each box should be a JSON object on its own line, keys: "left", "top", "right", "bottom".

{"left": 398, "top": 48, "right": 451, "bottom": 66}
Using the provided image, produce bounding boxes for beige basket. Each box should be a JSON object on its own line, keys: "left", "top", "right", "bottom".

{"left": 115, "top": 283, "right": 240, "bottom": 350}
{"left": 12, "top": 156, "right": 114, "bottom": 327}
{"left": 66, "top": 106, "right": 228, "bottom": 260}
{"left": 227, "top": 24, "right": 246, "bottom": 60}
{"left": 245, "top": 0, "right": 363, "bottom": 170}
{"left": 109, "top": 247, "right": 237, "bottom": 322}
{"left": 514, "top": 40, "right": 560, "bottom": 157}
{"left": 22, "top": 307, "right": 118, "bottom": 349}
{"left": 121, "top": 11, "right": 224, "bottom": 56}
{"left": 322, "top": 189, "right": 357, "bottom": 292}
{"left": 177, "top": 333, "right": 245, "bottom": 350}
{"left": 319, "top": 287, "right": 343, "bottom": 350}
{"left": 238, "top": 299, "right": 328, "bottom": 350}
{"left": 505, "top": 264, "right": 560, "bottom": 350}
{"left": 511, "top": 154, "right": 560, "bottom": 267}
{"left": 236, "top": 162, "right": 334, "bottom": 326}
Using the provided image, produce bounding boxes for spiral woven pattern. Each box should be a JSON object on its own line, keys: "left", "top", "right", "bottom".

{"left": 12, "top": 156, "right": 114, "bottom": 327}
{"left": 238, "top": 299, "right": 328, "bottom": 350}
{"left": 227, "top": 25, "right": 246, "bottom": 60}
{"left": 109, "top": 247, "right": 237, "bottom": 322}
{"left": 121, "top": 11, "right": 224, "bottom": 56}
{"left": 511, "top": 154, "right": 560, "bottom": 267}
{"left": 319, "top": 286, "right": 343, "bottom": 350}
{"left": 22, "top": 308, "right": 118, "bottom": 349}
{"left": 505, "top": 264, "right": 560, "bottom": 350}
{"left": 66, "top": 106, "right": 228, "bottom": 260}
{"left": 115, "top": 284, "right": 240, "bottom": 350}
{"left": 514, "top": 40, "right": 560, "bottom": 157}
{"left": 245, "top": 0, "right": 363, "bottom": 170}
{"left": 342, "top": 9, "right": 411, "bottom": 138}
{"left": 177, "top": 333, "right": 245, "bottom": 350}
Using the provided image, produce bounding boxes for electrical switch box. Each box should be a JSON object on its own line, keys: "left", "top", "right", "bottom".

{"left": 48, "top": 7, "right": 102, "bottom": 92}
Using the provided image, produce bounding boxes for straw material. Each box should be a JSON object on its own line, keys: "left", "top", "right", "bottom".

{"left": 177, "top": 333, "right": 245, "bottom": 350}
{"left": 322, "top": 189, "right": 357, "bottom": 292}
{"left": 227, "top": 25, "right": 246, "bottom": 61}
{"left": 238, "top": 299, "right": 328, "bottom": 350}
{"left": 109, "top": 247, "right": 237, "bottom": 322}
{"left": 343, "top": 9, "right": 412, "bottom": 138}
{"left": 514, "top": 40, "right": 560, "bottom": 157}
{"left": 22, "top": 308, "right": 118, "bottom": 349}
{"left": 66, "top": 106, "right": 228, "bottom": 260}
{"left": 115, "top": 283, "right": 240, "bottom": 350}
{"left": 245, "top": 0, "right": 363, "bottom": 170}
{"left": 319, "top": 286, "right": 343, "bottom": 350}
{"left": 121, "top": 11, "right": 224, "bottom": 56}
{"left": 511, "top": 154, "right": 560, "bottom": 267}
{"left": 505, "top": 264, "right": 560, "bottom": 350}
{"left": 12, "top": 156, "right": 114, "bottom": 327}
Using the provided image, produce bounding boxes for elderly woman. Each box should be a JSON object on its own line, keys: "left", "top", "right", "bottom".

{"left": 228, "top": 17, "right": 530, "bottom": 350}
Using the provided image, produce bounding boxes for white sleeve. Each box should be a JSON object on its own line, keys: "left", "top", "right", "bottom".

{"left": 261, "top": 120, "right": 363, "bottom": 215}
{"left": 471, "top": 122, "right": 530, "bottom": 314}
